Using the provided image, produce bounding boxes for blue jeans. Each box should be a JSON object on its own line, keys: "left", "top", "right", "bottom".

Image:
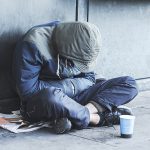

{"left": 21, "top": 76, "right": 138, "bottom": 128}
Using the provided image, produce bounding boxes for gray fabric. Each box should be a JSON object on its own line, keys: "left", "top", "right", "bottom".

{"left": 53, "top": 22, "right": 101, "bottom": 72}
{"left": 23, "top": 26, "right": 57, "bottom": 60}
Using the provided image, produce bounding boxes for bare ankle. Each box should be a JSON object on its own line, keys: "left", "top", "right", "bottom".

{"left": 85, "top": 103, "right": 98, "bottom": 114}
{"left": 89, "top": 114, "right": 100, "bottom": 125}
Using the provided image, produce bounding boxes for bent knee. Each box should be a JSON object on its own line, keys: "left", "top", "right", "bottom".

{"left": 123, "top": 76, "right": 138, "bottom": 97}
{"left": 122, "top": 76, "right": 136, "bottom": 86}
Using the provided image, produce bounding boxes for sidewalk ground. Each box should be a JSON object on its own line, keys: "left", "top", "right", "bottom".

{"left": 0, "top": 91, "right": 150, "bottom": 150}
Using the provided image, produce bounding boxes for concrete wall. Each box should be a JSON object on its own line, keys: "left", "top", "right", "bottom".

{"left": 88, "top": 0, "right": 150, "bottom": 80}
{"left": 0, "top": 0, "right": 150, "bottom": 111}
{"left": 0, "top": 0, "right": 76, "bottom": 108}
{"left": 0, "top": 0, "right": 75, "bottom": 69}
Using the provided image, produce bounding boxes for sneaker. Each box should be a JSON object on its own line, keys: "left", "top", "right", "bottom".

{"left": 53, "top": 118, "right": 72, "bottom": 134}
{"left": 98, "top": 105, "right": 133, "bottom": 127}
{"left": 116, "top": 105, "right": 133, "bottom": 116}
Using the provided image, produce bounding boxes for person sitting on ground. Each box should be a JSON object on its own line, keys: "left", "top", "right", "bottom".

{"left": 12, "top": 21, "right": 138, "bottom": 134}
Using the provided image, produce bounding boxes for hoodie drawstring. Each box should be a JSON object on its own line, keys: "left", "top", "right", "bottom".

{"left": 56, "top": 54, "right": 69, "bottom": 79}
{"left": 56, "top": 54, "right": 61, "bottom": 79}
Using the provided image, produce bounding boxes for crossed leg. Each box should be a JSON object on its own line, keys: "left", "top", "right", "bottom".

{"left": 22, "top": 76, "right": 138, "bottom": 128}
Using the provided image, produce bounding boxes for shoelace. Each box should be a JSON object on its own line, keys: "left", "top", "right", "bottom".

{"left": 99, "top": 111, "right": 118, "bottom": 130}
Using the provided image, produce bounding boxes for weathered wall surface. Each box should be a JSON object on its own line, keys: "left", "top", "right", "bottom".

{"left": 0, "top": 0, "right": 75, "bottom": 69}
{"left": 88, "top": 0, "right": 150, "bottom": 79}
{"left": 0, "top": 0, "right": 150, "bottom": 112}
{"left": 0, "top": 0, "right": 76, "bottom": 105}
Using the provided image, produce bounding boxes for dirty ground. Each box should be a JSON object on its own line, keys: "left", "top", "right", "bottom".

{"left": 0, "top": 91, "right": 150, "bottom": 150}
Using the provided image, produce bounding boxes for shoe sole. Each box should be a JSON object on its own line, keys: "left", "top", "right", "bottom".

{"left": 53, "top": 118, "right": 72, "bottom": 134}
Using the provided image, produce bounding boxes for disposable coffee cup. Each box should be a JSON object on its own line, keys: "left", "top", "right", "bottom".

{"left": 120, "top": 115, "right": 135, "bottom": 138}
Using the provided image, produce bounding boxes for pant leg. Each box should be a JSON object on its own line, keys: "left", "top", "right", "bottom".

{"left": 22, "top": 87, "right": 90, "bottom": 128}
{"left": 74, "top": 76, "right": 138, "bottom": 111}
{"left": 42, "top": 77, "right": 94, "bottom": 98}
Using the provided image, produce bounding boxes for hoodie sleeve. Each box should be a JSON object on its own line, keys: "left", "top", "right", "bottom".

{"left": 12, "top": 41, "right": 43, "bottom": 99}
{"left": 13, "top": 41, "right": 93, "bottom": 99}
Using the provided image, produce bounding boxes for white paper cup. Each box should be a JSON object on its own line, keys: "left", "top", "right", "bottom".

{"left": 120, "top": 115, "right": 135, "bottom": 138}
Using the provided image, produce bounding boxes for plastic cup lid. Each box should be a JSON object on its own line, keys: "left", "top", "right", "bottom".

{"left": 120, "top": 115, "right": 135, "bottom": 120}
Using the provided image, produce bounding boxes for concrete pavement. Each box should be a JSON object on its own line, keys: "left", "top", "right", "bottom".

{"left": 0, "top": 91, "right": 150, "bottom": 150}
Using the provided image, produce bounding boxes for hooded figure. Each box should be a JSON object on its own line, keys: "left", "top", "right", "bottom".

{"left": 53, "top": 21, "right": 101, "bottom": 73}
{"left": 12, "top": 21, "right": 138, "bottom": 134}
